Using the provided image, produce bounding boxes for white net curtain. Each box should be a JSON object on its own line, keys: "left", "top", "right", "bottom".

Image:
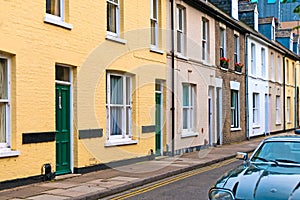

{"left": 0, "top": 59, "right": 7, "bottom": 143}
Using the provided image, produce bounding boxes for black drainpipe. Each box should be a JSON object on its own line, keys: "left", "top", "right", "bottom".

{"left": 170, "top": 0, "right": 175, "bottom": 157}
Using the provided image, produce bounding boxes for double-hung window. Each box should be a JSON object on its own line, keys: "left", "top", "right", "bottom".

{"left": 182, "top": 84, "right": 195, "bottom": 132}
{"left": 251, "top": 43, "right": 256, "bottom": 75}
{"left": 46, "top": 0, "right": 63, "bottom": 20}
{"left": 45, "top": 0, "right": 72, "bottom": 29}
{"left": 107, "top": 0, "right": 120, "bottom": 37}
{"left": 270, "top": 52, "right": 275, "bottom": 81}
{"left": 202, "top": 18, "right": 208, "bottom": 61}
{"left": 234, "top": 35, "right": 239, "bottom": 64}
{"left": 106, "top": 73, "right": 132, "bottom": 141}
{"left": 253, "top": 93, "right": 259, "bottom": 125}
{"left": 286, "top": 60, "right": 290, "bottom": 84}
{"left": 151, "top": 0, "right": 158, "bottom": 48}
{"left": 177, "top": 6, "right": 185, "bottom": 55}
{"left": 231, "top": 90, "right": 239, "bottom": 128}
{"left": 261, "top": 48, "right": 266, "bottom": 78}
{"left": 287, "top": 97, "right": 291, "bottom": 123}
{"left": 276, "top": 96, "right": 281, "bottom": 124}
{"left": 220, "top": 28, "right": 226, "bottom": 58}
{"left": 0, "top": 58, "right": 10, "bottom": 150}
{"left": 277, "top": 56, "right": 282, "bottom": 82}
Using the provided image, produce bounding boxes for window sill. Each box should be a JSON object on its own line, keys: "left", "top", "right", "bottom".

{"left": 44, "top": 16, "right": 73, "bottom": 30}
{"left": 181, "top": 132, "right": 199, "bottom": 138}
{"left": 235, "top": 71, "right": 242, "bottom": 75}
{"left": 0, "top": 149, "right": 20, "bottom": 158}
{"left": 105, "top": 34, "right": 127, "bottom": 44}
{"left": 150, "top": 47, "right": 164, "bottom": 54}
{"left": 231, "top": 127, "right": 241, "bottom": 132}
{"left": 105, "top": 139, "right": 138, "bottom": 147}
{"left": 221, "top": 67, "right": 229, "bottom": 71}
{"left": 176, "top": 53, "right": 189, "bottom": 61}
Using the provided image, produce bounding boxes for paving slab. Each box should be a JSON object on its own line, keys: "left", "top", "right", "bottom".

{"left": 107, "top": 176, "right": 141, "bottom": 182}
{"left": 27, "top": 194, "right": 68, "bottom": 200}
{"left": 86, "top": 179, "right": 127, "bottom": 188}
{"left": 39, "top": 182, "right": 78, "bottom": 189}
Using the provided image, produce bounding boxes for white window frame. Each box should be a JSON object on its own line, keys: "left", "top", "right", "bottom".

{"left": 231, "top": 90, "right": 239, "bottom": 128}
{"left": 220, "top": 28, "right": 226, "bottom": 58}
{"left": 182, "top": 83, "right": 195, "bottom": 132}
{"left": 277, "top": 56, "right": 282, "bottom": 82}
{"left": 202, "top": 18, "right": 208, "bottom": 61}
{"left": 234, "top": 35, "right": 240, "bottom": 64}
{"left": 0, "top": 57, "right": 10, "bottom": 150}
{"left": 276, "top": 95, "right": 281, "bottom": 124}
{"left": 286, "top": 60, "right": 290, "bottom": 84}
{"left": 261, "top": 48, "right": 266, "bottom": 78}
{"left": 44, "top": 0, "right": 72, "bottom": 29}
{"left": 106, "top": 73, "right": 133, "bottom": 143}
{"left": 45, "top": 0, "right": 64, "bottom": 21}
{"left": 176, "top": 6, "right": 185, "bottom": 55}
{"left": 270, "top": 52, "right": 275, "bottom": 81}
{"left": 107, "top": 0, "right": 120, "bottom": 37}
{"left": 0, "top": 57, "right": 19, "bottom": 157}
{"left": 292, "top": 62, "right": 295, "bottom": 84}
{"left": 251, "top": 43, "right": 256, "bottom": 75}
{"left": 253, "top": 93, "right": 259, "bottom": 125}
{"left": 287, "top": 97, "right": 291, "bottom": 123}
{"left": 230, "top": 81, "right": 240, "bottom": 130}
{"left": 150, "top": 0, "right": 159, "bottom": 48}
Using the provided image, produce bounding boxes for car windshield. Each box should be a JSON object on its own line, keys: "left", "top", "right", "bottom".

{"left": 251, "top": 141, "right": 300, "bottom": 165}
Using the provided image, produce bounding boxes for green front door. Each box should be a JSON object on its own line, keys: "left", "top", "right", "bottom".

{"left": 55, "top": 84, "right": 71, "bottom": 175}
{"left": 155, "top": 93, "right": 161, "bottom": 155}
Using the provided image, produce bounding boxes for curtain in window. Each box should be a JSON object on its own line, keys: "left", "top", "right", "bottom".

{"left": 0, "top": 59, "right": 7, "bottom": 143}
{"left": 107, "top": 1, "right": 117, "bottom": 33}
{"left": 46, "top": 0, "right": 61, "bottom": 16}
{"left": 231, "top": 90, "right": 238, "bottom": 127}
{"left": 177, "top": 7, "right": 184, "bottom": 53}
{"left": 0, "top": 103, "right": 5, "bottom": 143}
{"left": 151, "top": 0, "right": 158, "bottom": 46}
{"left": 182, "top": 85, "right": 189, "bottom": 129}
{"left": 110, "top": 75, "right": 122, "bottom": 135}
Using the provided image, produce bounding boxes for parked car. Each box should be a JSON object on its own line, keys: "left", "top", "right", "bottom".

{"left": 208, "top": 136, "right": 300, "bottom": 200}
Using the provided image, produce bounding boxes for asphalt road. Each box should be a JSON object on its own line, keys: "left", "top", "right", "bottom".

{"left": 103, "top": 159, "right": 243, "bottom": 200}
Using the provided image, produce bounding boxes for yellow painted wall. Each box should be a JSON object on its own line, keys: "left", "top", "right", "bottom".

{"left": 296, "top": 61, "right": 300, "bottom": 128}
{"left": 0, "top": 0, "right": 167, "bottom": 181}
{"left": 285, "top": 57, "right": 296, "bottom": 130}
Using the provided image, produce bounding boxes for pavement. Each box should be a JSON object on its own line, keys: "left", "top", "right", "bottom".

{"left": 0, "top": 132, "right": 294, "bottom": 200}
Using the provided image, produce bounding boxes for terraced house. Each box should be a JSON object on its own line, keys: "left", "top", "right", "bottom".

{"left": 0, "top": 0, "right": 167, "bottom": 185}
{"left": 1, "top": 0, "right": 300, "bottom": 187}
{"left": 166, "top": 0, "right": 218, "bottom": 154}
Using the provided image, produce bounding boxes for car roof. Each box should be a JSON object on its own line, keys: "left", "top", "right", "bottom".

{"left": 263, "top": 135, "right": 300, "bottom": 142}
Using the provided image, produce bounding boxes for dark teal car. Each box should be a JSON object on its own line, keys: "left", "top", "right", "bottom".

{"left": 208, "top": 136, "right": 300, "bottom": 200}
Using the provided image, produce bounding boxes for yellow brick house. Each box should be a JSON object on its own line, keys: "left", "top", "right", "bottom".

{"left": 0, "top": 0, "right": 167, "bottom": 185}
